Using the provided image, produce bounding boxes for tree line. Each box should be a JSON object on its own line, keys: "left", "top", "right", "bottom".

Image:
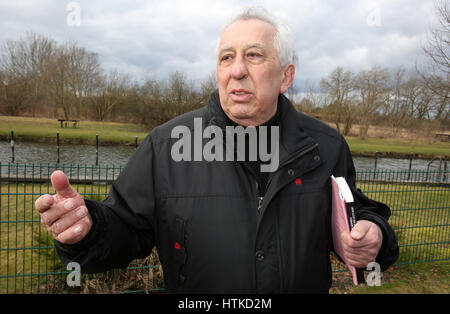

{"left": 297, "top": 0, "right": 449, "bottom": 138}
{"left": 298, "top": 65, "right": 449, "bottom": 139}
{"left": 0, "top": 32, "right": 217, "bottom": 129}
{"left": 0, "top": 2, "right": 448, "bottom": 135}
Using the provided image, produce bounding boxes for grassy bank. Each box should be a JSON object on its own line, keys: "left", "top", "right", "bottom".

{"left": 1, "top": 115, "right": 449, "bottom": 158}
{"left": 346, "top": 137, "right": 450, "bottom": 159}
{"left": 0, "top": 116, "right": 149, "bottom": 146}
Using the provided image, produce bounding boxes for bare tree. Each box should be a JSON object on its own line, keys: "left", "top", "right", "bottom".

{"left": 138, "top": 77, "right": 165, "bottom": 126}
{"left": 419, "top": 0, "right": 449, "bottom": 108}
{"left": 320, "top": 67, "right": 357, "bottom": 135}
{"left": 0, "top": 70, "right": 32, "bottom": 115}
{"left": 45, "top": 44, "right": 73, "bottom": 119}
{"left": 67, "top": 45, "right": 102, "bottom": 119}
{"left": 90, "top": 70, "right": 129, "bottom": 121}
{"left": 300, "top": 80, "right": 325, "bottom": 112}
{"left": 0, "top": 32, "right": 56, "bottom": 116}
{"left": 354, "top": 66, "right": 390, "bottom": 139}
{"left": 200, "top": 71, "right": 217, "bottom": 104}
{"left": 384, "top": 67, "right": 414, "bottom": 130}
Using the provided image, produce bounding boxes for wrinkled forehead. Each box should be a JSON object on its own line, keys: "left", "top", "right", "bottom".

{"left": 218, "top": 19, "right": 277, "bottom": 52}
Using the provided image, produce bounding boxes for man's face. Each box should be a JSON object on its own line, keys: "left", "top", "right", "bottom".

{"left": 217, "top": 19, "right": 294, "bottom": 126}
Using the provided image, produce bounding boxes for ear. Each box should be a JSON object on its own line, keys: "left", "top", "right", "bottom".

{"left": 279, "top": 64, "right": 295, "bottom": 94}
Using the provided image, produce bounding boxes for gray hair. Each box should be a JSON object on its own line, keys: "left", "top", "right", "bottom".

{"left": 217, "top": 6, "right": 294, "bottom": 67}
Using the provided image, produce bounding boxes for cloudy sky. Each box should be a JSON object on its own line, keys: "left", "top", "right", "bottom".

{"left": 0, "top": 0, "right": 440, "bottom": 91}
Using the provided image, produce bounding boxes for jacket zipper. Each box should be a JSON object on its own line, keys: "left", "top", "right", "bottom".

{"left": 256, "top": 181, "right": 264, "bottom": 215}
{"left": 278, "top": 143, "right": 319, "bottom": 170}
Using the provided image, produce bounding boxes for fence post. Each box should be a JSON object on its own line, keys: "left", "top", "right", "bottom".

{"left": 135, "top": 136, "right": 138, "bottom": 150}
{"left": 443, "top": 155, "right": 448, "bottom": 183}
{"left": 96, "top": 134, "right": 99, "bottom": 166}
{"left": 407, "top": 153, "right": 414, "bottom": 181}
{"left": 373, "top": 152, "right": 380, "bottom": 179}
{"left": 57, "top": 132, "right": 60, "bottom": 164}
{"left": 10, "top": 130, "right": 14, "bottom": 164}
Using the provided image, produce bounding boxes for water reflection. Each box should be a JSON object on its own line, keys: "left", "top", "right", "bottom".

{"left": 0, "top": 141, "right": 135, "bottom": 166}
{"left": 0, "top": 140, "right": 447, "bottom": 173}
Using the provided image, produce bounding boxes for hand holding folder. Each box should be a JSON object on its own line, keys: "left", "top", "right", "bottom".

{"left": 331, "top": 175, "right": 365, "bottom": 285}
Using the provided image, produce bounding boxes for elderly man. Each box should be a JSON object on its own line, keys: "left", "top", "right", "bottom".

{"left": 35, "top": 7, "right": 398, "bottom": 293}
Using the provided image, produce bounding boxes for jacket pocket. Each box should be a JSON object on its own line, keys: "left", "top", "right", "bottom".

{"left": 172, "top": 216, "right": 188, "bottom": 287}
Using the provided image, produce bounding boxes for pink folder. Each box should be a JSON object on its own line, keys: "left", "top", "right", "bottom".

{"left": 331, "top": 175, "right": 358, "bottom": 285}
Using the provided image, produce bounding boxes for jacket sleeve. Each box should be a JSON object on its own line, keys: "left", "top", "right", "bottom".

{"left": 334, "top": 138, "right": 399, "bottom": 271}
{"left": 54, "top": 134, "right": 157, "bottom": 273}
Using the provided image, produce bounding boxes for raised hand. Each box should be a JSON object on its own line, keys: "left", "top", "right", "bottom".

{"left": 35, "top": 170, "right": 92, "bottom": 244}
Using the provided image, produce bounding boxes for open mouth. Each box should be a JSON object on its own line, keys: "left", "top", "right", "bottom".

{"left": 230, "top": 89, "right": 252, "bottom": 96}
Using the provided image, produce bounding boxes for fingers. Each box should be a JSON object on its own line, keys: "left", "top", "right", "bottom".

{"left": 40, "top": 197, "right": 85, "bottom": 227}
{"left": 51, "top": 170, "right": 78, "bottom": 199}
{"left": 340, "top": 220, "right": 383, "bottom": 268}
{"left": 35, "top": 194, "right": 55, "bottom": 213}
{"left": 341, "top": 241, "right": 379, "bottom": 268}
{"left": 50, "top": 205, "right": 89, "bottom": 235}
{"left": 341, "top": 231, "right": 370, "bottom": 249}
{"left": 350, "top": 220, "right": 372, "bottom": 240}
{"left": 55, "top": 216, "right": 92, "bottom": 245}
{"left": 35, "top": 171, "right": 91, "bottom": 245}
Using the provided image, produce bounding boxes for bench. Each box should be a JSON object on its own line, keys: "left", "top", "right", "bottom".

{"left": 58, "top": 119, "right": 80, "bottom": 128}
{"left": 434, "top": 132, "right": 450, "bottom": 142}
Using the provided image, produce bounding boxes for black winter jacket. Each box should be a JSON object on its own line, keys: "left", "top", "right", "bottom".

{"left": 55, "top": 91, "right": 399, "bottom": 293}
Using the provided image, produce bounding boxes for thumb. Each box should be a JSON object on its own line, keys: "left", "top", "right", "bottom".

{"left": 51, "top": 170, "right": 78, "bottom": 199}
{"left": 350, "top": 220, "right": 371, "bottom": 240}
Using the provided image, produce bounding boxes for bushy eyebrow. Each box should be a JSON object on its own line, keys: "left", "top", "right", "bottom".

{"left": 218, "top": 43, "right": 265, "bottom": 56}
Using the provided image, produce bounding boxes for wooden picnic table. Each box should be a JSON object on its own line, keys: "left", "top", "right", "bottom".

{"left": 58, "top": 119, "right": 80, "bottom": 128}
{"left": 434, "top": 132, "right": 450, "bottom": 142}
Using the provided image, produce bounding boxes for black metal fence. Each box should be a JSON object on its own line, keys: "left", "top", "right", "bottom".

{"left": 0, "top": 163, "right": 449, "bottom": 293}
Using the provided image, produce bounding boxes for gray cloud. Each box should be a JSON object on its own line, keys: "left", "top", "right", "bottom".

{"left": 0, "top": 0, "right": 439, "bottom": 90}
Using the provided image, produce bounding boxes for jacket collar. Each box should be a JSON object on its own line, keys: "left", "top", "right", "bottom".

{"left": 206, "top": 90, "right": 318, "bottom": 168}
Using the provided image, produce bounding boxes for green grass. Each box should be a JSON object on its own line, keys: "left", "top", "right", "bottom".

{"left": 0, "top": 180, "right": 163, "bottom": 294}
{"left": 0, "top": 182, "right": 111, "bottom": 293}
{"left": 346, "top": 136, "right": 450, "bottom": 159}
{"left": 0, "top": 116, "right": 149, "bottom": 146}
{"left": 330, "top": 261, "right": 450, "bottom": 294}
{"left": 357, "top": 178, "right": 450, "bottom": 264}
{"left": 1, "top": 174, "right": 449, "bottom": 293}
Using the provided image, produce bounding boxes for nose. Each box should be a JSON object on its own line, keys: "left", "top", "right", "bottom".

{"left": 230, "top": 56, "right": 248, "bottom": 80}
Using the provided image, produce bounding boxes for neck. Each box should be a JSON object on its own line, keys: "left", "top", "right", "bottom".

{"left": 226, "top": 106, "right": 279, "bottom": 127}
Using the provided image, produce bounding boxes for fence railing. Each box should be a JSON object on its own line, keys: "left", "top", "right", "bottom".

{"left": 1, "top": 163, "right": 449, "bottom": 293}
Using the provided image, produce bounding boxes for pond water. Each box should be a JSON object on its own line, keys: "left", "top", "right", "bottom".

{"left": 0, "top": 140, "right": 444, "bottom": 171}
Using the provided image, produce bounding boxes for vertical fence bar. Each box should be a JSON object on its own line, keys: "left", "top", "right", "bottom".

{"left": 57, "top": 132, "right": 60, "bottom": 164}
{"left": 10, "top": 131, "right": 15, "bottom": 164}
{"left": 407, "top": 153, "right": 414, "bottom": 181}
{"left": 22, "top": 164, "right": 26, "bottom": 293}
{"left": 442, "top": 156, "right": 447, "bottom": 183}
{"left": 373, "top": 152, "right": 380, "bottom": 179}
{"left": 6, "top": 163, "right": 11, "bottom": 292}
{"left": 31, "top": 163, "right": 35, "bottom": 292}
{"left": 96, "top": 134, "right": 99, "bottom": 166}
